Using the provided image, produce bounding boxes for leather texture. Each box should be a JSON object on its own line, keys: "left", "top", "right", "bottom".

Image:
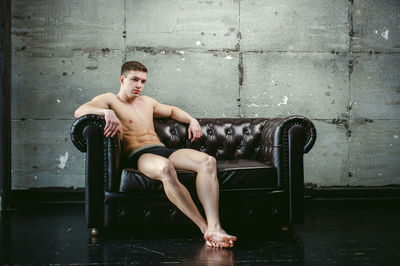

{"left": 153, "top": 118, "right": 267, "bottom": 161}
{"left": 70, "top": 114, "right": 316, "bottom": 229}
{"left": 119, "top": 159, "right": 277, "bottom": 193}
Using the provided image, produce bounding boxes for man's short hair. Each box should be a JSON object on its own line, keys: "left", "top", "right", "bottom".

{"left": 121, "top": 61, "right": 148, "bottom": 76}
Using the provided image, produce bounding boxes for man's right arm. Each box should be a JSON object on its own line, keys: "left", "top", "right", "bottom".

{"left": 74, "top": 93, "right": 111, "bottom": 118}
{"left": 74, "top": 93, "right": 120, "bottom": 137}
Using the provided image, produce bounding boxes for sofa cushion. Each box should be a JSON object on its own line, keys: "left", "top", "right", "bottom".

{"left": 119, "top": 159, "right": 277, "bottom": 193}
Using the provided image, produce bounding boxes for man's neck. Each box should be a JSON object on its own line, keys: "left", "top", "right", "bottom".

{"left": 117, "top": 90, "right": 137, "bottom": 103}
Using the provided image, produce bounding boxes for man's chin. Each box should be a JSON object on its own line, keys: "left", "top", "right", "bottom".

{"left": 131, "top": 93, "right": 140, "bottom": 98}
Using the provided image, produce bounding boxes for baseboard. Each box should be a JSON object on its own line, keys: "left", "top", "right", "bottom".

{"left": 305, "top": 185, "right": 400, "bottom": 200}
{"left": 10, "top": 188, "right": 84, "bottom": 205}
{"left": 7, "top": 186, "right": 400, "bottom": 206}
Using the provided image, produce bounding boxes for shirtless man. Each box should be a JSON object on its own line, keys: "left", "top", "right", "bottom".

{"left": 74, "top": 61, "right": 237, "bottom": 248}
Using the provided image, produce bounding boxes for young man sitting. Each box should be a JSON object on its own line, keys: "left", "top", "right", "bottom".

{"left": 74, "top": 61, "right": 237, "bottom": 248}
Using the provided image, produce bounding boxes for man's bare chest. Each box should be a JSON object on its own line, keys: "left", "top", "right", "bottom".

{"left": 111, "top": 100, "right": 154, "bottom": 127}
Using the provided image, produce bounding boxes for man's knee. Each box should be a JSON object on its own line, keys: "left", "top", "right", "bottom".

{"left": 199, "top": 155, "right": 217, "bottom": 173}
{"left": 160, "top": 160, "right": 178, "bottom": 183}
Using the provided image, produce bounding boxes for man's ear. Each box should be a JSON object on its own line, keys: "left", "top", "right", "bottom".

{"left": 120, "top": 75, "right": 124, "bottom": 84}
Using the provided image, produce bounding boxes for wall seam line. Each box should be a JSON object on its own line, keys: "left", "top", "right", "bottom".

{"left": 123, "top": 0, "right": 127, "bottom": 62}
{"left": 237, "top": 0, "right": 242, "bottom": 117}
{"left": 348, "top": 0, "right": 354, "bottom": 186}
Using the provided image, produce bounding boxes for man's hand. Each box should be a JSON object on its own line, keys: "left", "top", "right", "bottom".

{"left": 103, "top": 110, "right": 120, "bottom": 137}
{"left": 188, "top": 119, "right": 202, "bottom": 141}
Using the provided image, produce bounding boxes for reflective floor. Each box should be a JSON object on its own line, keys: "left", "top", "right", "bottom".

{"left": 1, "top": 200, "right": 399, "bottom": 265}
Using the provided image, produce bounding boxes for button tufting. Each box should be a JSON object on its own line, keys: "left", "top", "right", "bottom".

{"left": 170, "top": 130, "right": 176, "bottom": 134}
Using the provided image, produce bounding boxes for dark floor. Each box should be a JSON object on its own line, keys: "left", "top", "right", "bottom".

{"left": 1, "top": 200, "right": 399, "bottom": 265}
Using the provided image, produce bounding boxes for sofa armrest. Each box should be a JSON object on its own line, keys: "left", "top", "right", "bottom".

{"left": 260, "top": 115, "right": 316, "bottom": 182}
{"left": 260, "top": 115, "right": 316, "bottom": 156}
{"left": 71, "top": 114, "right": 106, "bottom": 152}
{"left": 70, "top": 114, "right": 121, "bottom": 191}
{"left": 260, "top": 115, "right": 317, "bottom": 224}
{"left": 70, "top": 114, "right": 121, "bottom": 228}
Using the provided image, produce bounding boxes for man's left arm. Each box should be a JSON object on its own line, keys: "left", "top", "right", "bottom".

{"left": 151, "top": 97, "right": 202, "bottom": 140}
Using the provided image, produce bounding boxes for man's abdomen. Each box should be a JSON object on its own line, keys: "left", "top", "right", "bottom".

{"left": 122, "top": 131, "right": 164, "bottom": 157}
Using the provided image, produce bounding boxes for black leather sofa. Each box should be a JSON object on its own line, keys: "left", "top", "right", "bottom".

{"left": 70, "top": 114, "right": 316, "bottom": 234}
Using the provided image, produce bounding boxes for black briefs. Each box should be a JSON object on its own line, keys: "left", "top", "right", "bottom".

{"left": 127, "top": 144, "right": 178, "bottom": 169}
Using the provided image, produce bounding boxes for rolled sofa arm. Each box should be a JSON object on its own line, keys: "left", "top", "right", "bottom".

{"left": 70, "top": 114, "right": 121, "bottom": 191}
{"left": 260, "top": 115, "right": 317, "bottom": 224}
{"left": 71, "top": 114, "right": 106, "bottom": 152}
{"left": 70, "top": 114, "right": 121, "bottom": 228}
{"left": 261, "top": 115, "right": 316, "bottom": 155}
{"left": 260, "top": 115, "right": 316, "bottom": 181}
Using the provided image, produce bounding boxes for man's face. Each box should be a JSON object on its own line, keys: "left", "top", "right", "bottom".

{"left": 120, "top": 70, "right": 147, "bottom": 98}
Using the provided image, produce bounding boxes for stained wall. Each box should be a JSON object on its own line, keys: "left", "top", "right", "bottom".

{"left": 10, "top": 0, "right": 400, "bottom": 189}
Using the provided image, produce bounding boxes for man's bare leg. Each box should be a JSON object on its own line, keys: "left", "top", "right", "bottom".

{"left": 137, "top": 154, "right": 209, "bottom": 234}
{"left": 169, "top": 149, "right": 237, "bottom": 248}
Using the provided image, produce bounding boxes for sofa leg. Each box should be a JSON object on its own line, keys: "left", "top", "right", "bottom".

{"left": 91, "top": 228, "right": 99, "bottom": 236}
{"left": 281, "top": 225, "right": 291, "bottom": 232}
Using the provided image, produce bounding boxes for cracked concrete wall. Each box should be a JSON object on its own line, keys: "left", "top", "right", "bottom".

{"left": 10, "top": 0, "right": 400, "bottom": 189}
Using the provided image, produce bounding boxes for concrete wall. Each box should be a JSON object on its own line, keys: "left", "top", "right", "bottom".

{"left": 10, "top": 0, "right": 400, "bottom": 189}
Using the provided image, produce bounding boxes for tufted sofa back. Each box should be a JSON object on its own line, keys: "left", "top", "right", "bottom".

{"left": 153, "top": 118, "right": 267, "bottom": 161}
{"left": 71, "top": 114, "right": 316, "bottom": 193}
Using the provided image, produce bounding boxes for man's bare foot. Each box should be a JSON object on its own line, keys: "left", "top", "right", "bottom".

{"left": 204, "top": 228, "right": 237, "bottom": 248}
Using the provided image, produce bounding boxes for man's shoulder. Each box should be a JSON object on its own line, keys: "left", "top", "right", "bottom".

{"left": 100, "top": 92, "right": 117, "bottom": 98}
{"left": 139, "top": 95, "right": 154, "bottom": 101}
{"left": 138, "top": 95, "right": 157, "bottom": 104}
{"left": 93, "top": 92, "right": 117, "bottom": 102}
